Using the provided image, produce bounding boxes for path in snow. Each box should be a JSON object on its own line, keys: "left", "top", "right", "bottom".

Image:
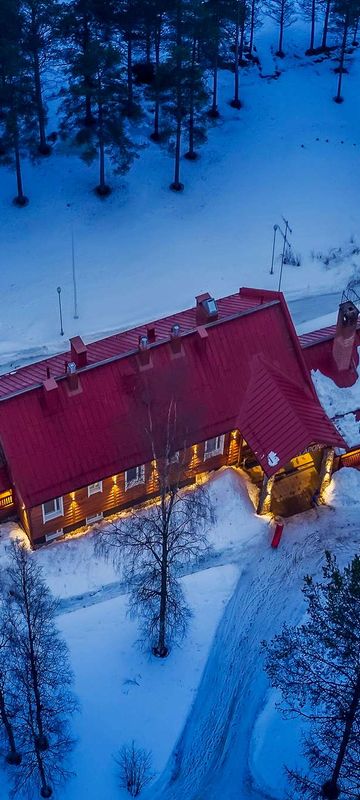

{"left": 147, "top": 505, "right": 360, "bottom": 800}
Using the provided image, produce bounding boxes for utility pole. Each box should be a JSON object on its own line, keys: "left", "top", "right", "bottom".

{"left": 71, "top": 225, "right": 79, "bottom": 320}
{"left": 57, "top": 286, "right": 64, "bottom": 336}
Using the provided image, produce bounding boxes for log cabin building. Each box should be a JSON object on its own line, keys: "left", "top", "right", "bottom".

{"left": 0, "top": 286, "right": 358, "bottom": 546}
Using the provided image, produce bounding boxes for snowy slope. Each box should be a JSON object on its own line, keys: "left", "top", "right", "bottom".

{"left": 1, "top": 22, "right": 360, "bottom": 368}
{"left": 146, "top": 470, "right": 360, "bottom": 800}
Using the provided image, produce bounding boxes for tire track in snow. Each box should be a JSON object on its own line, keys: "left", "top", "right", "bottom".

{"left": 147, "top": 511, "right": 360, "bottom": 800}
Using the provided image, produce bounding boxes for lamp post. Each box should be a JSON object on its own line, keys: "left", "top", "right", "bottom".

{"left": 71, "top": 225, "right": 79, "bottom": 320}
{"left": 57, "top": 286, "right": 64, "bottom": 336}
{"left": 270, "top": 224, "right": 279, "bottom": 274}
{"left": 270, "top": 217, "right": 293, "bottom": 291}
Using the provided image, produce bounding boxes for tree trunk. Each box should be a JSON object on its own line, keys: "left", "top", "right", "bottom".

{"left": 33, "top": 50, "right": 49, "bottom": 154}
{"left": 23, "top": 574, "right": 47, "bottom": 750}
{"left": 170, "top": 1, "right": 184, "bottom": 191}
{"left": 352, "top": 16, "right": 359, "bottom": 44}
{"left": 210, "top": 50, "right": 219, "bottom": 117}
{"left": 308, "top": 0, "right": 316, "bottom": 51}
{"left": 321, "top": 0, "right": 331, "bottom": 49}
{"left": 126, "top": 35, "right": 134, "bottom": 115}
{"left": 185, "top": 37, "right": 197, "bottom": 158}
{"left": 0, "top": 683, "right": 21, "bottom": 764}
{"left": 278, "top": 2, "right": 285, "bottom": 56}
{"left": 145, "top": 25, "right": 151, "bottom": 65}
{"left": 13, "top": 130, "right": 28, "bottom": 206}
{"left": 155, "top": 527, "right": 168, "bottom": 657}
{"left": 323, "top": 672, "right": 360, "bottom": 799}
{"left": 97, "top": 112, "right": 109, "bottom": 195}
{"left": 249, "top": 0, "right": 256, "bottom": 56}
{"left": 151, "top": 18, "right": 162, "bottom": 141}
{"left": 335, "top": 12, "right": 349, "bottom": 103}
{"left": 231, "top": 9, "right": 241, "bottom": 108}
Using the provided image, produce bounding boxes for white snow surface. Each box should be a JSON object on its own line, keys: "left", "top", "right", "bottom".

{"left": 0, "top": 466, "right": 359, "bottom": 799}
{"left": 1, "top": 22, "right": 360, "bottom": 370}
{"left": 312, "top": 349, "right": 360, "bottom": 446}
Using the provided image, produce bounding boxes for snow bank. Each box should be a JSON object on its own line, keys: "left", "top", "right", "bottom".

{"left": 249, "top": 689, "right": 305, "bottom": 799}
{"left": 312, "top": 351, "right": 360, "bottom": 446}
{"left": 312, "top": 351, "right": 360, "bottom": 419}
{"left": 57, "top": 564, "right": 239, "bottom": 800}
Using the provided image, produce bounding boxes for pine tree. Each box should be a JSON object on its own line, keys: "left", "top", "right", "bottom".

{"left": 263, "top": 552, "right": 360, "bottom": 800}
{"left": 20, "top": 0, "right": 59, "bottom": 154}
{"left": 333, "top": 0, "right": 360, "bottom": 101}
{"left": 265, "top": 0, "right": 296, "bottom": 56}
{"left": 0, "top": 0, "right": 37, "bottom": 205}
{"left": 61, "top": 31, "right": 137, "bottom": 196}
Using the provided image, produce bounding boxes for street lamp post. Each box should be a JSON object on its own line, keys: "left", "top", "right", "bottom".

{"left": 57, "top": 286, "right": 64, "bottom": 336}
{"left": 278, "top": 217, "right": 292, "bottom": 292}
{"left": 71, "top": 226, "right": 79, "bottom": 320}
{"left": 270, "top": 217, "right": 293, "bottom": 291}
{"left": 270, "top": 224, "right": 279, "bottom": 274}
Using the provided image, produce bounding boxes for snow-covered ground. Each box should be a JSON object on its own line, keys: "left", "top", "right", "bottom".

{"left": 1, "top": 466, "right": 360, "bottom": 800}
{"left": 312, "top": 351, "right": 360, "bottom": 446}
{"left": 1, "top": 22, "right": 360, "bottom": 369}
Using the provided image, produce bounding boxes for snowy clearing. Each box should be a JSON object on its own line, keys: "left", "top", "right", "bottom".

{"left": 1, "top": 22, "right": 360, "bottom": 369}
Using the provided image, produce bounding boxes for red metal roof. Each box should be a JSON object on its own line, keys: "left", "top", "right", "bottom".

{"left": 300, "top": 324, "right": 360, "bottom": 388}
{"left": 0, "top": 289, "right": 272, "bottom": 400}
{"left": 238, "top": 358, "right": 344, "bottom": 477}
{"left": 0, "top": 289, "right": 345, "bottom": 508}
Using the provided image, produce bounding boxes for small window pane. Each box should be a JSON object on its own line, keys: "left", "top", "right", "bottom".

{"left": 43, "top": 499, "right": 56, "bottom": 516}
{"left": 205, "top": 437, "right": 217, "bottom": 453}
{"left": 88, "top": 481, "right": 102, "bottom": 496}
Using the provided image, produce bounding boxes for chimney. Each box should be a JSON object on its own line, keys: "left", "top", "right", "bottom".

{"left": 147, "top": 325, "right": 156, "bottom": 344}
{"left": 138, "top": 334, "right": 150, "bottom": 366}
{"left": 332, "top": 299, "right": 359, "bottom": 372}
{"left": 70, "top": 335, "right": 87, "bottom": 368}
{"left": 196, "top": 292, "right": 218, "bottom": 324}
{"left": 43, "top": 378, "right": 59, "bottom": 412}
{"left": 170, "top": 323, "right": 181, "bottom": 354}
{"left": 66, "top": 361, "right": 79, "bottom": 392}
{"left": 197, "top": 325, "right": 208, "bottom": 350}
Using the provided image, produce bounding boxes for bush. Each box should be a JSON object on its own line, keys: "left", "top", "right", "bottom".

{"left": 116, "top": 741, "right": 153, "bottom": 797}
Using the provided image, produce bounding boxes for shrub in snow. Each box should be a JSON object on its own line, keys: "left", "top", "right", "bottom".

{"left": 116, "top": 741, "right": 153, "bottom": 797}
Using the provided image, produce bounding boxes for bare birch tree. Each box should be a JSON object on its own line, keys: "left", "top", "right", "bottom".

{"left": 0, "top": 590, "right": 21, "bottom": 766}
{"left": 5, "top": 541, "right": 77, "bottom": 799}
{"left": 96, "top": 398, "right": 215, "bottom": 657}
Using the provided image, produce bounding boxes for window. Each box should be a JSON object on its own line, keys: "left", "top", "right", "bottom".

{"left": 169, "top": 451, "right": 180, "bottom": 464}
{"left": 86, "top": 512, "right": 104, "bottom": 525}
{"left": 204, "top": 435, "right": 225, "bottom": 460}
{"left": 125, "top": 465, "right": 145, "bottom": 490}
{"left": 42, "top": 497, "right": 63, "bottom": 523}
{"left": 88, "top": 481, "right": 103, "bottom": 496}
{"left": 45, "top": 529, "right": 63, "bottom": 543}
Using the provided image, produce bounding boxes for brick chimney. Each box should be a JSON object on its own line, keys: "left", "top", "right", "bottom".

{"left": 332, "top": 299, "right": 359, "bottom": 372}
{"left": 66, "top": 361, "right": 79, "bottom": 391}
{"left": 70, "top": 336, "right": 87, "bottom": 368}
{"left": 138, "top": 334, "right": 150, "bottom": 366}
{"left": 170, "top": 323, "right": 182, "bottom": 354}
{"left": 43, "top": 378, "right": 59, "bottom": 411}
